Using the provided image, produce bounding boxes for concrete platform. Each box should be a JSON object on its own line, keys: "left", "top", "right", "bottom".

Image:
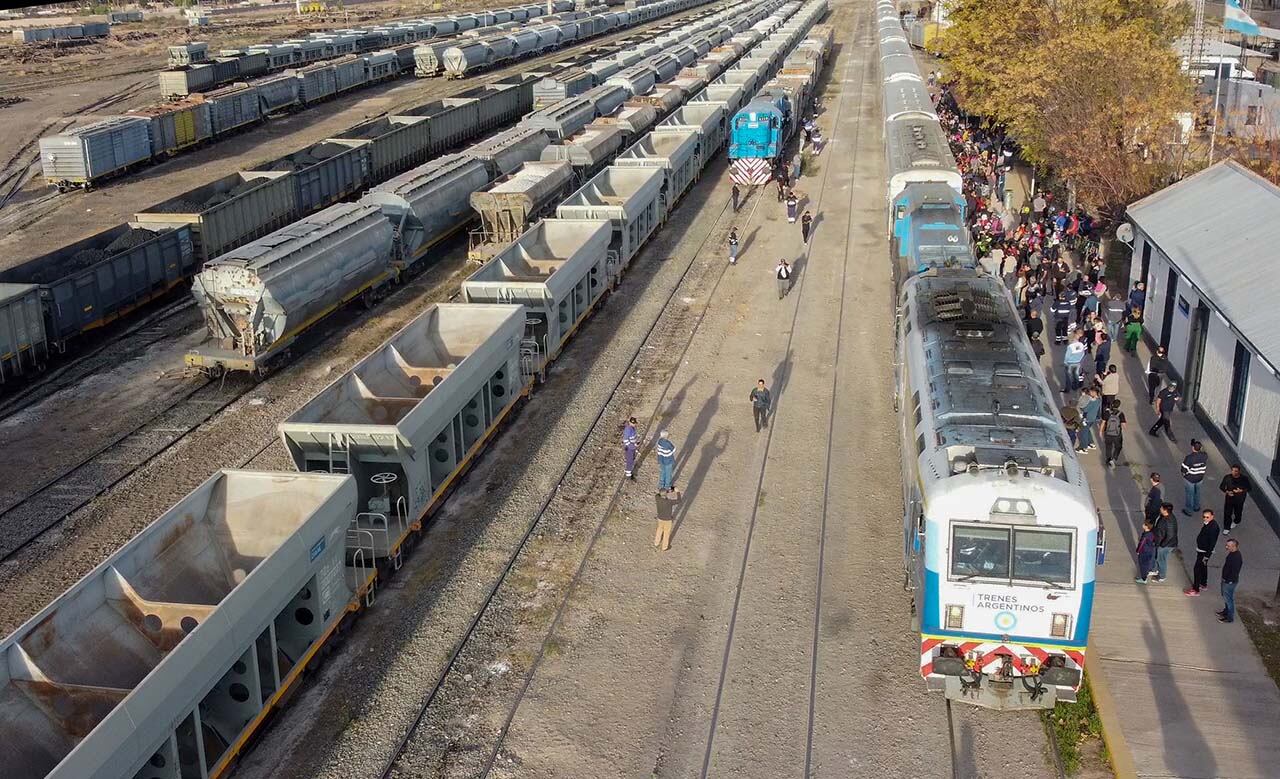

{"left": 1037, "top": 287, "right": 1280, "bottom": 777}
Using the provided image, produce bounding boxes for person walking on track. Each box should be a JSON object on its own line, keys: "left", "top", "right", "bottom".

{"left": 786, "top": 192, "right": 799, "bottom": 223}
{"left": 731, "top": 183, "right": 741, "bottom": 213}
{"left": 1180, "top": 439, "right": 1208, "bottom": 515}
{"left": 749, "top": 379, "right": 772, "bottom": 432}
{"left": 775, "top": 259, "right": 792, "bottom": 299}
{"left": 654, "top": 487, "right": 682, "bottom": 551}
{"left": 728, "top": 228, "right": 739, "bottom": 266}
{"left": 1185, "top": 509, "right": 1220, "bottom": 596}
{"left": 1219, "top": 464, "right": 1253, "bottom": 535}
{"left": 622, "top": 416, "right": 638, "bottom": 480}
{"left": 800, "top": 210, "right": 813, "bottom": 243}
{"left": 656, "top": 431, "right": 676, "bottom": 492}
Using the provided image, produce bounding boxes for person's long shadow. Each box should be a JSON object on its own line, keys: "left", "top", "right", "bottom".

{"left": 739, "top": 225, "right": 761, "bottom": 256}
{"left": 672, "top": 427, "right": 730, "bottom": 538}
{"left": 771, "top": 351, "right": 794, "bottom": 404}
{"left": 674, "top": 383, "right": 721, "bottom": 479}
{"left": 638, "top": 374, "right": 696, "bottom": 465}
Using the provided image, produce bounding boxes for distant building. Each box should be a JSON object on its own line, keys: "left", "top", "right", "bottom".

{"left": 1201, "top": 76, "right": 1280, "bottom": 139}
{"left": 1125, "top": 160, "right": 1280, "bottom": 527}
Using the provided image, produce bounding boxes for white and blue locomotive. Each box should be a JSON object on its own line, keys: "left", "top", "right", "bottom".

{"left": 877, "top": 0, "right": 1104, "bottom": 709}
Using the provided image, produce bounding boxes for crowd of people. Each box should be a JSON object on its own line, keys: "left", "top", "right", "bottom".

{"left": 936, "top": 86, "right": 1248, "bottom": 619}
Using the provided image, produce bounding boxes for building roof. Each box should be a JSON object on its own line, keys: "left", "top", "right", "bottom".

{"left": 1175, "top": 35, "right": 1267, "bottom": 61}
{"left": 1127, "top": 160, "right": 1280, "bottom": 372}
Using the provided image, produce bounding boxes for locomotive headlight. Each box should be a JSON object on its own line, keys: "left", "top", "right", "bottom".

{"left": 945, "top": 604, "right": 964, "bottom": 629}
{"left": 1051, "top": 613, "right": 1072, "bottom": 638}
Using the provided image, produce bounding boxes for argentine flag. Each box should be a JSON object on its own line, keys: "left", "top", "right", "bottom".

{"left": 1224, "top": 0, "right": 1261, "bottom": 36}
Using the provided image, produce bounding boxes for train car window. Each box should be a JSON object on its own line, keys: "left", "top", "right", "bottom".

{"left": 949, "top": 524, "right": 1010, "bottom": 579}
{"left": 1012, "top": 528, "right": 1074, "bottom": 585}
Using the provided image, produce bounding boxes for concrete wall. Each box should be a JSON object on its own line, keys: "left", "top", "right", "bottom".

{"left": 1203, "top": 77, "right": 1280, "bottom": 141}
{"left": 1133, "top": 227, "right": 1280, "bottom": 526}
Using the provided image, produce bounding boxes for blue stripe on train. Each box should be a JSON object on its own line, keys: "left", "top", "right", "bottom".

{"left": 922, "top": 569, "right": 1094, "bottom": 649}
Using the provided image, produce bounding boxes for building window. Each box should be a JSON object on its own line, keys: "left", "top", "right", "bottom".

{"left": 1226, "top": 340, "right": 1251, "bottom": 439}
{"left": 1270, "top": 420, "right": 1280, "bottom": 487}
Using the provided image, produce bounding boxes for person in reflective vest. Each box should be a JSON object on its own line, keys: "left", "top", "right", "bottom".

{"left": 622, "top": 417, "right": 638, "bottom": 480}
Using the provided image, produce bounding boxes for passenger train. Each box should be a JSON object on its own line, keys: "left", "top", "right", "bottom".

{"left": 0, "top": 5, "right": 831, "bottom": 778}
{"left": 877, "top": 0, "right": 1104, "bottom": 709}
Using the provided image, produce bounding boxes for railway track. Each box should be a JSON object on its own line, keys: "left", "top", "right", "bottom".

{"left": 0, "top": 4, "right": 723, "bottom": 510}
{"left": 0, "top": 371, "right": 252, "bottom": 562}
{"left": 374, "top": 154, "right": 751, "bottom": 779}
{"left": 696, "top": 18, "right": 864, "bottom": 774}
{"left": 0, "top": 297, "right": 196, "bottom": 422}
{"left": 0, "top": 77, "right": 153, "bottom": 211}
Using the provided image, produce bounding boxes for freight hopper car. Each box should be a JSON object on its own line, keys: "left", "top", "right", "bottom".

{"left": 40, "top": 0, "right": 714, "bottom": 192}
{"left": 896, "top": 269, "right": 1103, "bottom": 710}
{"left": 279, "top": 303, "right": 531, "bottom": 558}
{"left": 0, "top": 469, "right": 361, "bottom": 779}
{"left": 0, "top": 225, "right": 197, "bottom": 362}
{"left": 0, "top": 4, "right": 832, "bottom": 776}
{"left": 185, "top": 0, "right": 795, "bottom": 379}
{"left": 158, "top": 2, "right": 569, "bottom": 96}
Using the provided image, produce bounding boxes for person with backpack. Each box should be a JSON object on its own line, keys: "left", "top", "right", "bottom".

{"left": 1102, "top": 399, "right": 1127, "bottom": 467}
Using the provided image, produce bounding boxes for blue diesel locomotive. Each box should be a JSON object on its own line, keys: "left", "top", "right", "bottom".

{"left": 728, "top": 93, "right": 790, "bottom": 183}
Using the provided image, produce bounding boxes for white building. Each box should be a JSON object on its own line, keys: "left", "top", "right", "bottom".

{"left": 1125, "top": 160, "right": 1280, "bottom": 523}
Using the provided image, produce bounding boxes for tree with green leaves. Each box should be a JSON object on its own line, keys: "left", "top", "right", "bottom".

{"left": 939, "top": 0, "right": 1195, "bottom": 226}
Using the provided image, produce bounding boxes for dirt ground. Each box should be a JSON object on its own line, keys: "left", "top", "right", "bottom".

{"left": 0, "top": 0, "right": 552, "bottom": 268}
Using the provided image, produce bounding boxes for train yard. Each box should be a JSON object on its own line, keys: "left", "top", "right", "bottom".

{"left": 0, "top": 1, "right": 1085, "bottom": 778}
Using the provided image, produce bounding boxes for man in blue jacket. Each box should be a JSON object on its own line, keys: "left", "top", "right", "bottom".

{"left": 656, "top": 431, "right": 676, "bottom": 492}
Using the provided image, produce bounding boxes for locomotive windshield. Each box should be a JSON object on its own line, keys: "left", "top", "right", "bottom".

{"left": 949, "top": 524, "right": 1074, "bottom": 586}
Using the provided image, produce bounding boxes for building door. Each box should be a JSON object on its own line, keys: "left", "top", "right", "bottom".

{"left": 1227, "top": 340, "right": 1251, "bottom": 441}
{"left": 1139, "top": 241, "right": 1152, "bottom": 294}
{"left": 1182, "top": 302, "right": 1210, "bottom": 410}
{"left": 1159, "top": 268, "right": 1178, "bottom": 350}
